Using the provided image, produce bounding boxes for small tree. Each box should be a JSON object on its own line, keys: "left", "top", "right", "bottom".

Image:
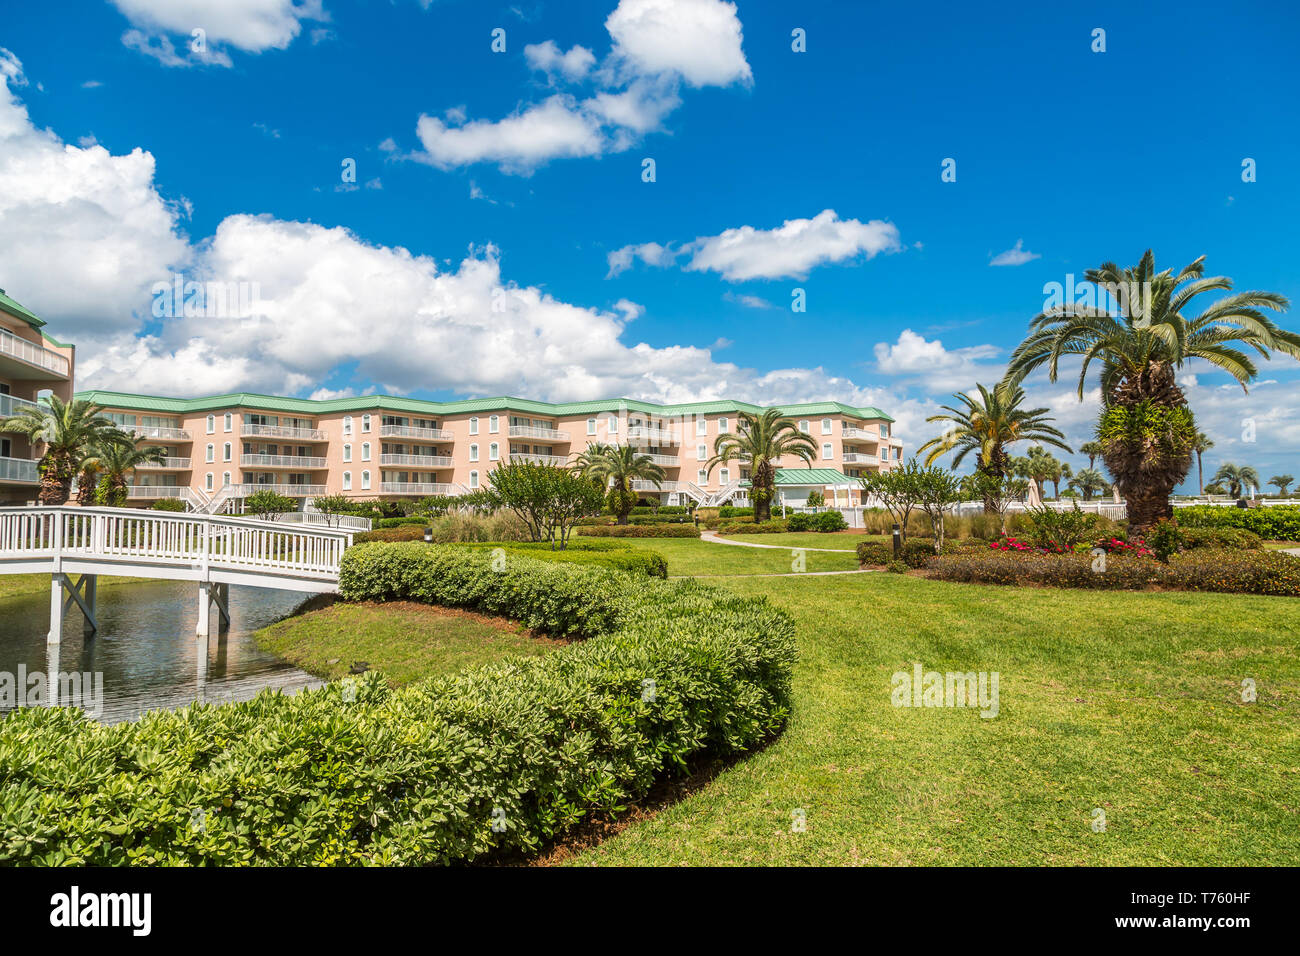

{"left": 1267, "top": 474, "right": 1294, "bottom": 497}
{"left": 485, "top": 461, "right": 603, "bottom": 549}
{"left": 804, "top": 489, "right": 825, "bottom": 509}
{"left": 960, "top": 471, "right": 1028, "bottom": 535}
{"left": 910, "top": 463, "right": 963, "bottom": 552}
{"left": 859, "top": 464, "right": 924, "bottom": 542}
{"left": 312, "top": 493, "right": 353, "bottom": 527}
{"left": 244, "top": 489, "right": 296, "bottom": 520}
{"left": 545, "top": 469, "right": 606, "bottom": 549}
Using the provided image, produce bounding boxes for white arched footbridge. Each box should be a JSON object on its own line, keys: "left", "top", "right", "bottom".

{"left": 0, "top": 507, "right": 354, "bottom": 641}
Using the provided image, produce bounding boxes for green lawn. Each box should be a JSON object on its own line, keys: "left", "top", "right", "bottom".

{"left": 566, "top": 545, "right": 1300, "bottom": 865}
{"left": 630, "top": 537, "right": 862, "bottom": 576}
{"left": 0, "top": 573, "right": 149, "bottom": 602}
{"left": 717, "top": 531, "right": 879, "bottom": 551}
{"left": 255, "top": 601, "right": 564, "bottom": 687}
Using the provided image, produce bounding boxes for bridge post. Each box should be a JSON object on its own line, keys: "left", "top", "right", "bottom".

{"left": 82, "top": 575, "right": 97, "bottom": 637}
{"left": 48, "top": 573, "right": 64, "bottom": 644}
{"left": 197, "top": 581, "right": 212, "bottom": 637}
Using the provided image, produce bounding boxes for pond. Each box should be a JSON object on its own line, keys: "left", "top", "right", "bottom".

{"left": 0, "top": 579, "right": 324, "bottom": 723}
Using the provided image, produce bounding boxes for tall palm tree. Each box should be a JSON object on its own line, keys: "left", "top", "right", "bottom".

{"left": 573, "top": 444, "right": 665, "bottom": 524}
{"left": 0, "top": 396, "right": 122, "bottom": 504}
{"left": 706, "top": 409, "right": 817, "bottom": 522}
{"left": 916, "top": 383, "right": 1071, "bottom": 513}
{"left": 79, "top": 439, "right": 168, "bottom": 506}
{"left": 1212, "top": 463, "right": 1261, "bottom": 499}
{"left": 1004, "top": 250, "right": 1295, "bottom": 529}
{"left": 1268, "top": 474, "right": 1294, "bottom": 497}
{"left": 1080, "top": 441, "right": 1104, "bottom": 470}
{"left": 1192, "top": 432, "right": 1215, "bottom": 497}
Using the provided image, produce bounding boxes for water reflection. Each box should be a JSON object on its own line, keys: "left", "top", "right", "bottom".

{"left": 0, "top": 579, "right": 325, "bottom": 723}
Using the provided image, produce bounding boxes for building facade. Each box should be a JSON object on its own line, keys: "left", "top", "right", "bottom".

{"left": 74, "top": 391, "right": 903, "bottom": 510}
{"left": 0, "top": 290, "right": 76, "bottom": 504}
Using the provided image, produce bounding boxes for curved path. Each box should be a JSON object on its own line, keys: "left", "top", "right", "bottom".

{"left": 699, "top": 531, "right": 858, "bottom": 553}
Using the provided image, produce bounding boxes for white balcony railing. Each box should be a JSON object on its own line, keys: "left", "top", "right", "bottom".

{"left": 132, "top": 425, "right": 192, "bottom": 441}
{"left": 228, "top": 483, "right": 327, "bottom": 497}
{"left": 125, "top": 485, "right": 187, "bottom": 499}
{"left": 378, "top": 424, "right": 453, "bottom": 441}
{"left": 0, "top": 329, "right": 70, "bottom": 377}
{"left": 841, "top": 452, "right": 879, "bottom": 465}
{"left": 379, "top": 453, "right": 455, "bottom": 468}
{"left": 631, "top": 479, "right": 680, "bottom": 491}
{"left": 0, "top": 455, "right": 38, "bottom": 483}
{"left": 507, "top": 425, "right": 570, "bottom": 442}
{"left": 643, "top": 453, "right": 678, "bottom": 466}
{"left": 380, "top": 482, "right": 458, "bottom": 496}
{"left": 841, "top": 427, "right": 881, "bottom": 441}
{"left": 135, "top": 457, "right": 193, "bottom": 469}
{"left": 626, "top": 426, "right": 681, "bottom": 445}
{"left": 508, "top": 453, "right": 570, "bottom": 467}
{"left": 239, "top": 454, "right": 329, "bottom": 469}
{"left": 240, "top": 423, "right": 328, "bottom": 442}
{"left": 0, "top": 393, "right": 41, "bottom": 418}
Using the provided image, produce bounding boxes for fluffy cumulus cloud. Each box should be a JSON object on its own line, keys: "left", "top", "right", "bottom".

{"left": 608, "top": 210, "right": 902, "bottom": 281}
{"left": 989, "top": 238, "right": 1040, "bottom": 267}
{"left": 110, "top": 0, "right": 326, "bottom": 66}
{"left": 406, "top": 0, "right": 748, "bottom": 172}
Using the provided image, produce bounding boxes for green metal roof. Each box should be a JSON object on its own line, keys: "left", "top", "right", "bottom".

{"left": 741, "top": 468, "right": 854, "bottom": 488}
{"left": 0, "top": 288, "right": 45, "bottom": 330}
{"left": 74, "top": 389, "right": 895, "bottom": 422}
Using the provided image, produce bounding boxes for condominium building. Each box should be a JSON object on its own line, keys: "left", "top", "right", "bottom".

{"left": 74, "top": 391, "right": 904, "bottom": 510}
{"left": 0, "top": 290, "right": 76, "bottom": 504}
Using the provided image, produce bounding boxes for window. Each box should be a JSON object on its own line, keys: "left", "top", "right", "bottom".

{"left": 205, "top": 443, "right": 214, "bottom": 463}
{"left": 338, "top": 443, "right": 349, "bottom": 463}
{"left": 469, "top": 443, "right": 479, "bottom": 462}
{"left": 222, "top": 471, "right": 231, "bottom": 487}
{"left": 697, "top": 469, "right": 707, "bottom": 484}
{"left": 469, "top": 416, "right": 479, "bottom": 435}
{"left": 361, "top": 470, "right": 371, "bottom": 490}
{"left": 587, "top": 418, "right": 596, "bottom": 435}
{"left": 608, "top": 416, "right": 618, "bottom": 433}
{"left": 822, "top": 443, "right": 833, "bottom": 460}
{"left": 821, "top": 418, "right": 832, "bottom": 435}
{"left": 362, "top": 442, "right": 371, "bottom": 461}
{"left": 697, "top": 444, "right": 707, "bottom": 461}
{"left": 343, "top": 416, "right": 353, "bottom": 436}
{"left": 696, "top": 418, "right": 707, "bottom": 436}
{"left": 342, "top": 471, "right": 352, "bottom": 491}
{"left": 489, "top": 442, "right": 499, "bottom": 461}
{"left": 469, "top": 470, "right": 479, "bottom": 489}
{"left": 798, "top": 420, "right": 810, "bottom": 433}
{"left": 223, "top": 442, "right": 232, "bottom": 462}
{"left": 718, "top": 417, "right": 729, "bottom": 433}
{"left": 206, "top": 415, "right": 215, "bottom": 434}
{"left": 223, "top": 412, "right": 232, "bottom": 432}
{"left": 881, "top": 423, "right": 889, "bottom": 437}
{"left": 205, "top": 472, "right": 214, "bottom": 491}
{"left": 720, "top": 467, "right": 730, "bottom": 484}
{"left": 489, "top": 415, "right": 499, "bottom": 433}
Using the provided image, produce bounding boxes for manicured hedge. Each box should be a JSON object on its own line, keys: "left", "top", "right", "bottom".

{"left": 856, "top": 541, "right": 893, "bottom": 565}
{"left": 787, "top": 511, "right": 849, "bottom": 533}
{"left": 718, "top": 506, "right": 754, "bottom": 518}
{"left": 1176, "top": 505, "right": 1300, "bottom": 540}
{"left": 927, "top": 548, "right": 1300, "bottom": 596}
{"left": 453, "top": 541, "right": 668, "bottom": 578}
{"left": 578, "top": 523, "right": 699, "bottom": 538}
{"left": 716, "top": 520, "right": 789, "bottom": 534}
{"left": 355, "top": 525, "right": 427, "bottom": 543}
{"left": 0, "top": 545, "right": 794, "bottom": 865}
{"left": 375, "top": 516, "right": 431, "bottom": 529}
{"left": 1181, "top": 526, "right": 1265, "bottom": 550}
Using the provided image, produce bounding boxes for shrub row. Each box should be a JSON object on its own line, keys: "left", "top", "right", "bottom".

{"left": 0, "top": 546, "right": 795, "bottom": 866}
{"left": 1175, "top": 505, "right": 1300, "bottom": 540}
{"left": 453, "top": 541, "right": 668, "bottom": 578}
{"left": 577, "top": 523, "right": 699, "bottom": 538}
{"left": 927, "top": 548, "right": 1300, "bottom": 596}
{"left": 375, "top": 516, "right": 431, "bottom": 529}
{"left": 786, "top": 511, "right": 848, "bottom": 533}
{"left": 715, "top": 519, "right": 789, "bottom": 534}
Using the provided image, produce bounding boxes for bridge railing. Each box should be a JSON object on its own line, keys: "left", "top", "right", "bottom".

{"left": 0, "top": 506, "right": 354, "bottom": 579}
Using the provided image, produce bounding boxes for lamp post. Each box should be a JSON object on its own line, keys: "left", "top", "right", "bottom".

{"left": 423, "top": 526, "right": 433, "bottom": 544}
{"left": 892, "top": 522, "right": 901, "bottom": 559}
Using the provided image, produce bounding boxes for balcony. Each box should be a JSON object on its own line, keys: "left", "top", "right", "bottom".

{"left": 841, "top": 427, "right": 881, "bottom": 442}
{"left": 229, "top": 483, "right": 327, "bottom": 497}
{"left": 379, "top": 424, "right": 453, "bottom": 441}
{"left": 380, "top": 482, "right": 458, "bottom": 496}
{"left": 631, "top": 479, "right": 680, "bottom": 491}
{"left": 0, "top": 393, "right": 40, "bottom": 418}
{"left": 626, "top": 426, "right": 681, "bottom": 446}
{"left": 508, "top": 453, "right": 569, "bottom": 467}
{"left": 642, "top": 453, "right": 678, "bottom": 467}
{"left": 240, "top": 423, "right": 328, "bottom": 442}
{"left": 240, "top": 454, "right": 329, "bottom": 469}
{"left": 508, "top": 424, "right": 570, "bottom": 442}
{"left": 125, "top": 485, "right": 188, "bottom": 499}
{"left": 133, "top": 425, "right": 191, "bottom": 442}
{"left": 841, "top": 452, "right": 879, "bottom": 465}
{"left": 135, "top": 457, "right": 193, "bottom": 470}
{"left": 380, "top": 453, "right": 455, "bottom": 468}
{"left": 0, "top": 455, "right": 38, "bottom": 484}
{"left": 0, "top": 329, "right": 70, "bottom": 379}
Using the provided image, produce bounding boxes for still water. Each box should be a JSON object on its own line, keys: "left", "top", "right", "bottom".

{"left": 0, "top": 579, "right": 325, "bottom": 723}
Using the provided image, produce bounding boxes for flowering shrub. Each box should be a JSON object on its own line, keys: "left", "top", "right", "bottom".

{"left": 1093, "top": 535, "right": 1155, "bottom": 558}
{"left": 990, "top": 533, "right": 1071, "bottom": 555}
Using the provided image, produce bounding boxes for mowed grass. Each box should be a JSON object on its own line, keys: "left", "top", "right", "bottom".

{"left": 624, "top": 538, "right": 861, "bottom": 576}
{"left": 569, "top": 553, "right": 1300, "bottom": 866}
{"left": 718, "top": 531, "right": 880, "bottom": 551}
{"left": 0, "top": 573, "right": 150, "bottom": 602}
{"left": 255, "top": 601, "right": 563, "bottom": 687}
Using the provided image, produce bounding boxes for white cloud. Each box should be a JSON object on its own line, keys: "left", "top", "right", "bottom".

{"left": 81, "top": 80, "right": 104, "bottom": 89}
{"left": 413, "top": 96, "right": 604, "bottom": 173}
{"left": 873, "top": 329, "right": 1002, "bottom": 394}
{"left": 989, "top": 238, "right": 1040, "bottom": 267}
{"left": 605, "top": 0, "right": 750, "bottom": 87}
{"left": 120, "top": 29, "right": 233, "bottom": 67}
{"left": 111, "top": 0, "right": 325, "bottom": 60}
{"left": 525, "top": 40, "right": 597, "bottom": 81}
{"left": 723, "top": 291, "right": 774, "bottom": 310}
{"left": 606, "top": 241, "right": 677, "bottom": 277}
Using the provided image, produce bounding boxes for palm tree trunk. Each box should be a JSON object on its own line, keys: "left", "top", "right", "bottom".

{"left": 1125, "top": 481, "right": 1175, "bottom": 532}
{"left": 1196, "top": 451, "right": 1204, "bottom": 496}
{"left": 75, "top": 471, "right": 97, "bottom": 507}
{"left": 38, "top": 452, "right": 74, "bottom": 505}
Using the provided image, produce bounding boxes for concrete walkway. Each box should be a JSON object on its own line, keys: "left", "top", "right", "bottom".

{"left": 699, "top": 530, "right": 858, "bottom": 553}
{"left": 674, "top": 568, "right": 877, "bottom": 579}
{"left": 1281, "top": 548, "right": 1300, "bottom": 556}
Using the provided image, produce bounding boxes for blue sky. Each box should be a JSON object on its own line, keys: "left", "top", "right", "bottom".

{"left": 1, "top": 0, "right": 1298, "bottom": 485}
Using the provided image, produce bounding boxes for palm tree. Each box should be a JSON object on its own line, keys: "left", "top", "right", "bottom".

{"left": 706, "top": 409, "right": 817, "bottom": 522}
{"left": 1069, "top": 467, "right": 1109, "bottom": 501}
{"left": 1004, "top": 250, "right": 1295, "bottom": 529}
{"left": 78, "top": 438, "right": 168, "bottom": 506}
{"left": 1203, "top": 480, "right": 1228, "bottom": 496}
{"left": 1268, "top": 474, "right": 1294, "bottom": 497}
{"left": 1192, "top": 432, "right": 1215, "bottom": 497}
{"left": 1212, "top": 463, "right": 1261, "bottom": 499}
{"left": 916, "top": 383, "right": 1071, "bottom": 512}
{"left": 1080, "top": 440, "right": 1104, "bottom": 470}
{"left": 0, "top": 396, "right": 122, "bottom": 504}
{"left": 573, "top": 444, "right": 665, "bottom": 524}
